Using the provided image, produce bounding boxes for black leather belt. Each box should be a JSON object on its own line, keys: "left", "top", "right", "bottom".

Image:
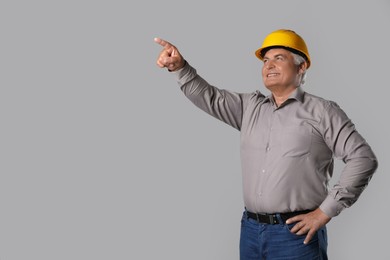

{"left": 246, "top": 210, "right": 312, "bottom": 225}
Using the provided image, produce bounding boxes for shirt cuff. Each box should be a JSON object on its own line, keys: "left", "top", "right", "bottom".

{"left": 170, "top": 61, "right": 197, "bottom": 86}
{"left": 319, "top": 195, "right": 346, "bottom": 218}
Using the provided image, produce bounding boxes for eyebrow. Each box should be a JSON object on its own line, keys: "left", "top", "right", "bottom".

{"left": 264, "top": 53, "right": 286, "bottom": 60}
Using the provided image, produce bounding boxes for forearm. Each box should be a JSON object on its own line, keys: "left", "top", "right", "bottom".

{"left": 320, "top": 151, "right": 378, "bottom": 217}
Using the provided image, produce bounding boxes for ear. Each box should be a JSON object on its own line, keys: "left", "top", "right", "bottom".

{"left": 298, "top": 61, "right": 308, "bottom": 74}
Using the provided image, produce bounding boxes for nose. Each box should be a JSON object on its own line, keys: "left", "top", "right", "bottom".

{"left": 264, "top": 60, "right": 275, "bottom": 70}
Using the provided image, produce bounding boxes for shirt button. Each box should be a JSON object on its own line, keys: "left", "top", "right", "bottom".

{"left": 262, "top": 169, "right": 266, "bottom": 173}
{"left": 266, "top": 147, "right": 270, "bottom": 151}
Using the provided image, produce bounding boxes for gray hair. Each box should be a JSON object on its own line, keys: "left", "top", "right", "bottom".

{"left": 291, "top": 52, "right": 307, "bottom": 86}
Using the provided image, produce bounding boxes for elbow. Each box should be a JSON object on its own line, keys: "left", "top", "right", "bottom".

{"left": 372, "top": 157, "right": 379, "bottom": 173}
{"left": 365, "top": 156, "right": 378, "bottom": 183}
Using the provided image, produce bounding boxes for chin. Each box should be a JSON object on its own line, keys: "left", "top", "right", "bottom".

{"left": 264, "top": 83, "right": 277, "bottom": 90}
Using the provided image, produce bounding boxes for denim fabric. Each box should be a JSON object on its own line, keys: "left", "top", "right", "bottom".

{"left": 240, "top": 211, "right": 328, "bottom": 260}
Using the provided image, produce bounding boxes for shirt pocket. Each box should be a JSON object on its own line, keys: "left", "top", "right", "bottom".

{"left": 281, "top": 125, "right": 312, "bottom": 157}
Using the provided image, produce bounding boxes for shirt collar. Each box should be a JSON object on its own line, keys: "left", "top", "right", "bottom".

{"left": 289, "top": 87, "right": 305, "bottom": 103}
{"left": 261, "top": 87, "right": 305, "bottom": 106}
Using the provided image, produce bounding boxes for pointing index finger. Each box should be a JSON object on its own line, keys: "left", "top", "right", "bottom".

{"left": 154, "top": 37, "right": 172, "bottom": 49}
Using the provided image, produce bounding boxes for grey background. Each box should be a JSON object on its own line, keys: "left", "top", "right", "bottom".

{"left": 0, "top": 0, "right": 389, "bottom": 259}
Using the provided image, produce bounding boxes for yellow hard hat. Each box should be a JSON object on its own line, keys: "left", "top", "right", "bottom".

{"left": 255, "top": 29, "right": 311, "bottom": 68}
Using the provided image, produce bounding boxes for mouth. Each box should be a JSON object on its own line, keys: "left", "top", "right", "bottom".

{"left": 267, "top": 73, "right": 279, "bottom": 78}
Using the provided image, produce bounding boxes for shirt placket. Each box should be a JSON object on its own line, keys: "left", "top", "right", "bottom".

{"left": 255, "top": 105, "right": 277, "bottom": 212}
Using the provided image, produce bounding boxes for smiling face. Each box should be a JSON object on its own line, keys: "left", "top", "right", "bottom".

{"left": 262, "top": 48, "right": 305, "bottom": 93}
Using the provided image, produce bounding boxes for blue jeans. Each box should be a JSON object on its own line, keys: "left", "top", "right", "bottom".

{"left": 240, "top": 211, "right": 328, "bottom": 260}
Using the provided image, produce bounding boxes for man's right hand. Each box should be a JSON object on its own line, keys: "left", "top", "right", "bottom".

{"left": 154, "top": 38, "right": 185, "bottom": 71}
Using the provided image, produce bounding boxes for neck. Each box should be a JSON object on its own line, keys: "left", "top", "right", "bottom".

{"left": 271, "top": 86, "right": 298, "bottom": 107}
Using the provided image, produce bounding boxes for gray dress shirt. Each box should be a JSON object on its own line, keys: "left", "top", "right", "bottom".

{"left": 172, "top": 62, "right": 378, "bottom": 218}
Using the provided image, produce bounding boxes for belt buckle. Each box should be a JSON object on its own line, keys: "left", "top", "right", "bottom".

{"left": 268, "top": 214, "right": 278, "bottom": 224}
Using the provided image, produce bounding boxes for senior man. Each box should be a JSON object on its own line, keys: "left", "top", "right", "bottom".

{"left": 154, "top": 29, "right": 378, "bottom": 259}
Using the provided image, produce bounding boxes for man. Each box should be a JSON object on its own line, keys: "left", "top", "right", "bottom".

{"left": 154, "top": 29, "right": 378, "bottom": 259}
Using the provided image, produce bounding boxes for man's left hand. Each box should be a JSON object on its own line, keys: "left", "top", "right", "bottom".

{"left": 286, "top": 208, "right": 331, "bottom": 244}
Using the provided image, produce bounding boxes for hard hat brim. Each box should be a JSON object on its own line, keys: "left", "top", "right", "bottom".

{"left": 255, "top": 45, "right": 311, "bottom": 68}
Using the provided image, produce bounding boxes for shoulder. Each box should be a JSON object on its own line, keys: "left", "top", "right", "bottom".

{"left": 236, "top": 90, "right": 267, "bottom": 112}
{"left": 252, "top": 90, "right": 266, "bottom": 100}
{"left": 303, "top": 92, "right": 350, "bottom": 124}
{"left": 237, "top": 90, "right": 266, "bottom": 103}
{"left": 249, "top": 90, "right": 267, "bottom": 105}
{"left": 303, "top": 91, "right": 341, "bottom": 111}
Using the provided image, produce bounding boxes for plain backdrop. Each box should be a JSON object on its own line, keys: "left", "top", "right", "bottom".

{"left": 0, "top": 0, "right": 389, "bottom": 259}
